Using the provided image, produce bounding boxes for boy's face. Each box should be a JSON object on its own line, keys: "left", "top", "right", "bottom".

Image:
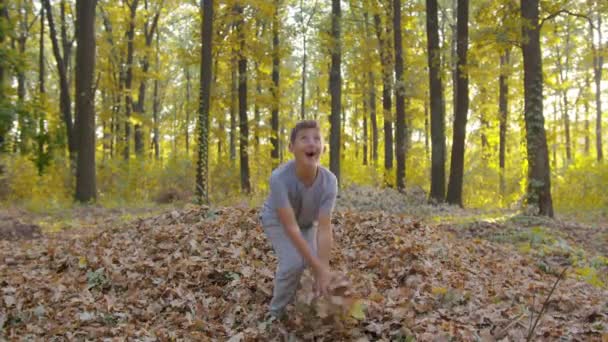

{"left": 289, "top": 128, "right": 323, "bottom": 168}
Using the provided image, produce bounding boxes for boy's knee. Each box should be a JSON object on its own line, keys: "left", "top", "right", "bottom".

{"left": 277, "top": 260, "right": 305, "bottom": 279}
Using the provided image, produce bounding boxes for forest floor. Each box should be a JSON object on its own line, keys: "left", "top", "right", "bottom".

{"left": 0, "top": 187, "right": 607, "bottom": 341}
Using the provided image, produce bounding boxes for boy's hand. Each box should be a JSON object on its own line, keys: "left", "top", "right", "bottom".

{"left": 313, "top": 266, "right": 332, "bottom": 297}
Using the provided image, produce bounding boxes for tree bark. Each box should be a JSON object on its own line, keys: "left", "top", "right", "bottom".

{"left": 153, "top": 26, "right": 160, "bottom": 160}
{"left": 196, "top": 0, "right": 213, "bottom": 204}
{"left": 184, "top": 67, "right": 191, "bottom": 154}
{"left": 499, "top": 49, "right": 510, "bottom": 198}
{"left": 74, "top": 0, "right": 97, "bottom": 203}
{"left": 230, "top": 57, "right": 237, "bottom": 162}
{"left": 236, "top": 4, "right": 250, "bottom": 193}
{"left": 363, "top": 11, "right": 378, "bottom": 164}
{"left": 123, "top": 0, "right": 139, "bottom": 160}
{"left": 520, "top": 0, "right": 554, "bottom": 217}
{"left": 446, "top": 0, "right": 469, "bottom": 206}
{"left": 374, "top": 9, "right": 393, "bottom": 177}
{"left": 584, "top": 74, "right": 590, "bottom": 155}
{"left": 329, "top": 0, "right": 342, "bottom": 185}
{"left": 426, "top": 0, "right": 446, "bottom": 203}
{"left": 271, "top": 0, "right": 280, "bottom": 168}
{"left": 393, "top": 0, "right": 406, "bottom": 190}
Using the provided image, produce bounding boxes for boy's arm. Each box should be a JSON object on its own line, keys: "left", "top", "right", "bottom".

{"left": 317, "top": 174, "right": 338, "bottom": 267}
{"left": 317, "top": 213, "right": 333, "bottom": 267}
{"left": 276, "top": 207, "right": 326, "bottom": 274}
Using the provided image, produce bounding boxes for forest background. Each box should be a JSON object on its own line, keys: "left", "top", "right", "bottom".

{"left": 0, "top": 0, "right": 607, "bottom": 219}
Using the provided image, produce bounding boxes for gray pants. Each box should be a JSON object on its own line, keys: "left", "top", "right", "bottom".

{"left": 263, "top": 223, "right": 317, "bottom": 316}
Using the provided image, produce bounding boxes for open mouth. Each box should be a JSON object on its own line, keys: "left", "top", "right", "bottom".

{"left": 305, "top": 151, "right": 316, "bottom": 158}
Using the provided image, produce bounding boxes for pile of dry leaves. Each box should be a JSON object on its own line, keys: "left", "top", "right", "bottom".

{"left": 1, "top": 206, "right": 606, "bottom": 340}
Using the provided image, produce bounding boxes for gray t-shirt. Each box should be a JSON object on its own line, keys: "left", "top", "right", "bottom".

{"left": 261, "top": 160, "right": 338, "bottom": 229}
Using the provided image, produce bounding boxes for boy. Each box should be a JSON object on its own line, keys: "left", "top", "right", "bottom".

{"left": 260, "top": 120, "right": 338, "bottom": 319}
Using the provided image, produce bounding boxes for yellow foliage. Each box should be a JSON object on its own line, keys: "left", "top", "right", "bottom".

{"left": 3, "top": 156, "right": 72, "bottom": 211}
{"left": 553, "top": 156, "right": 608, "bottom": 213}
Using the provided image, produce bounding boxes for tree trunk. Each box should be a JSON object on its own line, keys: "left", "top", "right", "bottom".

{"left": 43, "top": 0, "right": 75, "bottom": 159}
{"left": 254, "top": 61, "right": 261, "bottom": 149}
{"left": 123, "top": 0, "right": 139, "bottom": 160}
{"left": 74, "top": 0, "right": 97, "bottom": 203}
{"left": 364, "top": 11, "right": 378, "bottom": 164}
{"left": 393, "top": 0, "right": 406, "bottom": 190}
{"left": 374, "top": 11, "right": 393, "bottom": 177}
{"left": 153, "top": 26, "right": 160, "bottom": 160}
{"left": 499, "top": 49, "right": 510, "bottom": 198}
{"left": 271, "top": 0, "right": 280, "bottom": 168}
{"left": 196, "top": 0, "right": 213, "bottom": 204}
{"left": 185, "top": 67, "right": 191, "bottom": 154}
{"left": 134, "top": 3, "right": 161, "bottom": 157}
{"left": 584, "top": 74, "right": 590, "bottom": 155}
{"left": 236, "top": 4, "right": 250, "bottom": 193}
{"left": 520, "top": 0, "right": 554, "bottom": 217}
{"left": 555, "top": 22, "right": 572, "bottom": 162}
{"left": 446, "top": 0, "right": 468, "bottom": 206}
{"left": 0, "top": 0, "right": 7, "bottom": 153}
{"left": 329, "top": 0, "right": 341, "bottom": 185}
{"left": 230, "top": 59, "right": 237, "bottom": 162}
{"left": 426, "top": 0, "right": 446, "bottom": 203}
{"left": 591, "top": 14, "right": 604, "bottom": 161}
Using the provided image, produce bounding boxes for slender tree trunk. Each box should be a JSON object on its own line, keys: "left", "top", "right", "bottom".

{"left": 36, "top": 4, "right": 48, "bottom": 174}
{"left": 329, "top": 0, "right": 342, "bottom": 184}
{"left": 74, "top": 0, "right": 97, "bottom": 202}
{"left": 185, "top": 67, "right": 191, "bottom": 154}
{"left": 0, "top": 0, "right": 7, "bottom": 154}
{"left": 43, "top": 0, "right": 75, "bottom": 159}
{"left": 499, "top": 49, "right": 509, "bottom": 198}
{"left": 555, "top": 22, "right": 572, "bottom": 162}
{"left": 236, "top": 4, "right": 250, "bottom": 193}
{"left": 363, "top": 10, "right": 377, "bottom": 163}
{"left": 591, "top": 15, "right": 604, "bottom": 161}
{"left": 301, "top": 36, "right": 307, "bottom": 120}
{"left": 230, "top": 58, "right": 237, "bottom": 162}
{"left": 521, "top": 0, "right": 553, "bottom": 216}
{"left": 393, "top": 0, "right": 406, "bottom": 190}
{"left": 254, "top": 61, "right": 261, "bottom": 149}
{"left": 584, "top": 74, "right": 590, "bottom": 155}
{"left": 134, "top": 3, "right": 161, "bottom": 157}
{"left": 153, "top": 26, "right": 160, "bottom": 160}
{"left": 271, "top": 0, "right": 280, "bottom": 168}
{"left": 426, "top": 0, "right": 446, "bottom": 203}
{"left": 446, "top": 0, "right": 469, "bottom": 206}
{"left": 374, "top": 11, "right": 393, "bottom": 177}
{"left": 196, "top": 0, "right": 213, "bottom": 204}
{"left": 424, "top": 99, "right": 429, "bottom": 159}
{"left": 123, "top": 0, "right": 139, "bottom": 160}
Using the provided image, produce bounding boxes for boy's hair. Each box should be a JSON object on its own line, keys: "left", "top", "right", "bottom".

{"left": 290, "top": 120, "right": 321, "bottom": 144}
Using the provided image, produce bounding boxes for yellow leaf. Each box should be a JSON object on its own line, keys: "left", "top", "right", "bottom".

{"left": 78, "top": 256, "right": 88, "bottom": 269}
{"left": 432, "top": 287, "right": 448, "bottom": 296}
{"left": 349, "top": 299, "right": 366, "bottom": 320}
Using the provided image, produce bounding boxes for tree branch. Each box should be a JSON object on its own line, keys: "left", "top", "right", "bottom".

{"left": 526, "top": 268, "right": 568, "bottom": 341}
{"left": 540, "top": 9, "right": 593, "bottom": 29}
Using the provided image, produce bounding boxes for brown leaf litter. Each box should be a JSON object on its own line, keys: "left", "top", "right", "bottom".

{"left": 1, "top": 205, "right": 607, "bottom": 340}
